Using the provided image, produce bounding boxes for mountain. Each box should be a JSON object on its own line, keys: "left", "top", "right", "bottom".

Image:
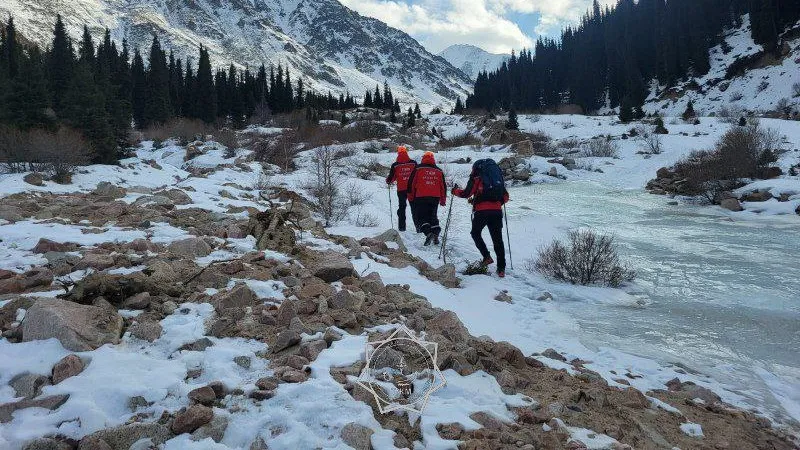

{"left": 0, "top": 0, "right": 473, "bottom": 108}
{"left": 438, "top": 44, "right": 508, "bottom": 81}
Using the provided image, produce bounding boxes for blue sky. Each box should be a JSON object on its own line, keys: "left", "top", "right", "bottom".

{"left": 338, "top": 0, "right": 612, "bottom": 54}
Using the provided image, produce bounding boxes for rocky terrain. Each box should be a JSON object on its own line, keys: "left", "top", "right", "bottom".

{"left": 1, "top": 124, "right": 798, "bottom": 449}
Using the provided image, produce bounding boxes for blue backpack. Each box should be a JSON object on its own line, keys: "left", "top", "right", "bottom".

{"left": 472, "top": 159, "right": 505, "bottom": 202}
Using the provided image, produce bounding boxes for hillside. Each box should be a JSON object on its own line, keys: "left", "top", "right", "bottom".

{"left": 0, "top": 0, "right": 473, "bottom": 108}
{"left": 438, "top": 44, "right": 508, "bottom": 81}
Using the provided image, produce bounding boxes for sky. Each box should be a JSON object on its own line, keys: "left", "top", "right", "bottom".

{"left": 337, "top": 0, "right": 614, "bottom": 55}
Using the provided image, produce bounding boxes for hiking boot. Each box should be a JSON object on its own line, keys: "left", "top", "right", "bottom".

{"left": 433, "top": 234, "right": 440, "bottom": 245}
{"left": 497, "top": 270, "right": 505, "bottom": 278}
{"left": 424, "top": 233, "right": 434, "bottom": 246}
{"left": 481, "top": 256, "right": 494, "bottom": 267}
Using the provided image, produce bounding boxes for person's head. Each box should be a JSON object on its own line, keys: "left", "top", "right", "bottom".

{"left": 396, "top": 145, "right": 409, "bottom": 161}
{"left": 422, "top": 151, "right": 436, "bottom": 165}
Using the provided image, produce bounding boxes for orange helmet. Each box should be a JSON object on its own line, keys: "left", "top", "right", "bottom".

{"left": 397, "top": 146, "right": 408, "bottom": 153}
{"left": 422, "top": 151, "right": 436, "bottom": 165}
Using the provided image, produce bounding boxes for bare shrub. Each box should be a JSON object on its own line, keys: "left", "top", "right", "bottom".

{"left": 299, "top": 121, "right": 391, "bottom": 148}
{"left": 1, "top": 126, "right": 91, "bottom": 182}
{"left": 356, "top": 156, "right": 385, "bottom": 180}
{"left": 531, "top": 229, "right": 635, "bottom": 287}
{"left": 438, "top": 132, "right": 482, "bottom": 148}
{"left": 353, "top": 210, "right": 379, "bottom": 227}
{"left": 729, "top": 91, "right": 744, "bottom": 102}
{"left": 673, "top": 123, "right": 784, "bottom": 202}
{"left": 556, "top": 138, "right": 581, "bottom": 151}
{"left": 793, "top": 82, "right": 800, "bottom": 98}
{"left": 214, "top": 129, "right": 238, "bottom": 157}
{"left": 582, "top": 138, "right": 619, "bottom": 158}
{"left": 142, "top": 118, "right": 214, "bottom": 144}
{"left": 304, "top": 146, "right": 354, "bottom": 226}
{"left": 28, "top": 128, "right": 92, "bottom": 183}
{"left": 0, "top": 125, "right": 28, "bottom": 173}
{"left": 717, "top": 105, "right": 745, "bottom": 124}
{"left": 638, "top": 132, "right": 663, "bottom": 155}
{"left": 253, "top": 130, "right": 301, "bottom": 171}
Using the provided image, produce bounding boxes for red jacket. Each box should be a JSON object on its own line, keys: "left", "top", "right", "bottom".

{"left": 453, "top": 175, "right": 509, "bottom": 212}
{"left": 386, "top": 154, "right": 417, "bottom": 192}
{"left": 407, "top": 164, "right": 446, "bottom": 206}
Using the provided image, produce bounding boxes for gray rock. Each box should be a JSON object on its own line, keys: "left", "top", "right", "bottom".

{"left": 123, "top": 292, "right": 151, "bottom": 310}
{"left": 328, "top": 290, "right": 363, "bottom": 311}
{"left": 536, "top": 292, "right": 553, "bottom": 302}
{"left": 162, "top": 301, "right": 178, "bottom": 315}
{"left": 720, "top": 198, "right": 743, "bottom": 212}
{"left": 272, "top": 330, "right": 301, "bottom": 352}
{"left": 255, "top": 377, "right": 279, "bottom": 391}
{"left": 128, "top": 321, "right": 163, "bottom": 342}
{"left": 22, "top": 437, "right": 71, "bottom": 450}
{"left": 9, "top": 372, "right": 51, "bottom": 399}
{"left": 373, "top": 229, "right": 407, "bottom": 252}
{"left": 426, "top": 310, "right": 469, "bottom": 344}
{"left": 23, "top": 173, "right": 45, "bottom": 187}
{"left": 313, "top": 252, "right": 356, "bottom": 282}
{"left": 52, "top": 354, "right": 85, "bottom": 384}
{"left": 85, "top": 422, "right": 171, "bottom": 449}
{"left": 276, "top": 299, "right": 297, "bottom": 324}
{"left": 548, "top": 167, "right": 558, "bottom": 177}
{"left": 340, "top": 423, "right": 374, "bottom": 450}
{"left": 189, "top": 386, "right": 217, "bottom": 406}
{"left": 192, "top": 414, "right": 228, "bottom": 443}
{"left": 156, "top": 189, "right": 193, "bottom": 205}
{"left": 77, "top": 435, "right": 113, "bottom": 450}
{"left": 172, "top": 405, "right": 214, "bottom": 434}
{"left": 22, "top": 299, "right": 123, "bottom": 352}
{"left": 233, "top": 356, "right": 252, "bottom": 369}
{"left": 179, "top": 337, "right": 215, "bottom": 352}
{"left": 167, "top": 237, "right": 212, "bottom": 258}
{"left": 214, "top": 284, "right": 259, "bottom": 311}
{"left": 299, "top": 340, "right": 328, "bottom": 361}
{"left": 1, "top": 394, "right": 70, "bottom": 423}
{"left": 93, "top": 181, "right": 127, "bottom": 199}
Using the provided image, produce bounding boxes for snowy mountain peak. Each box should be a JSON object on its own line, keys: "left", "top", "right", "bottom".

{"left": 438, "top": 44, "right": 509, "bottom": 81}
{"left": 0, "top": 0, "right": 473, "bottom": 107}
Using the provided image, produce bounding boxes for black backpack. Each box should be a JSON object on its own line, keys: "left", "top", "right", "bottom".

{"left": 472, "top": 159, "right": 505, "bottom": 202}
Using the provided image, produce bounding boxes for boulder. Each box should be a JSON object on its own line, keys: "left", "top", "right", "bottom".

{"left": 21, "top": 438, "right": 71, "bottom": 450}
{"left": 743, "top": 190, "right": 773, "bottom": 202}
{"left": 23, "top": 173, "right": 45, "bottom": 186}
{"left": 52, "top": 354, "right": 85, "bottom": 384}
{"left": 9, "top": 372, "right": 51, "bottom": 399}
{"left": 128, "top": 321, "right": 163, "bottom": 342}
{"left": 167, "top": 238, "right": 212, "bottom": 258}
{"left": 84, "top": 422, "right": 171, "bottom": 449}
{"left": 372, "top": 229, "right": 407, "bottom": 252}
{"left": 720, "top": 198, "right": 743, "bottom": 212}
{"left": 192, "top": 414, "right": 229, "bottom": 443}
{"left": 32, "top": 239, "right": 78, "bottom": 254}
{"left": 313, "top": 252, "right": 356, "bottom": 282}
{"left": 214, "top": 284, "right": 259, "bottom": 311}
{"left": 156, "top": 189, "right": 193, "bottom": 205}
{"left": 123, "top": 292, "right": 151, "bottom": 310}
{"left": 22, "top": 299, "right": 123, "bottom": 351}
{"left": 272, "top": 330, "right": 301, "bottom": 352}
{"left": 328, "top": 290, "right": 363, "bottom": 311}
{"left": 548, "top": 167, "right": 558, "bottom": 177}
{"left": 340, "top": 423, "right": 374, "bottom": 450}
{"left": 172, "top": 405, "right": 214, "bottom": 434}
{"left": 93, "top": 182, "right": 127, "bottom": 199}
{"left": 0, "top": 394, "right": 70, "bottom": 423}
{"left": 426, "top": 310, "right": 469, "bottom": 343}
{"left": 189, "top": 386, "right": 217, "bottom": 406}
{"left": 299, "top": 340, "right": 328, "bottom": 361}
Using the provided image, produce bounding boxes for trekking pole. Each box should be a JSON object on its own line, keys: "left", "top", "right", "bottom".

{"left": 439, "top": 192, "right": 454, "bottom": 261}
{"left": 503, "top": 203, "right": 513, "bottom": 270}
{"left": 388, "top": 185, "right": 394, "bottom": 230}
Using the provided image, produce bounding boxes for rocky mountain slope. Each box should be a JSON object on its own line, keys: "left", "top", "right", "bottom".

{"left": 0, "top": 0, "right": 473, "bottom": 108}
{"left": 438, "top": 44, "right": 508, "bottom": 81}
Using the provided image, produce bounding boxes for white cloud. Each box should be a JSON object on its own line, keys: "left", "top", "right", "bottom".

{"left": 339, "top": 0, "right": 613, "bottom": 54}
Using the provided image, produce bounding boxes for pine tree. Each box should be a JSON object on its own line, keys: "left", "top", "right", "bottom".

{"left": 453, "top": 97, "right": 464, "bottom": 114}
{"left": 196, "top": 46, "right": 216, "bottom": 123}
{"left": 619, "top": 97, "right": 634, "bottom": 123}
{"left": 383, "top": 81, "right": 393, "bottom": 109}
{"left": 505, "top": 107, "right": 519, "bottom": 130}
{"left": 48, "top": 15, "right": 74, "bottom": 113}
{"left": 389, "top": 108, "right": 396, "bottom": 123}
{"left": 414, "top": 103, "right": 422, "bottom": 119}
{"left": 1, "top": 18, "right": 20, "bottom": 79}
{"left": 0, "top": 47, "right": 52, "bottom": 130}
{"left": 364, "top": 90, "right": 373, "bottom": 107}
{"left": 63, "top": 60, "right": 116, "bottom": 163}
{"left": 682, "top": 100, "right": 696, "bottom": 121}
{"left": 78, "top": 25, "right": 95, "bottom": 65}
{"left": 143, "top": 36, "right": 171, "bottom": 127}
{"left": 341, "top": 112, "right": 348, "bottom": 126}
{"left": 406, "top": 107, "right": 415, "bottom": 128}
{"left": 130, "top": 49, "right": 147, "bottom": 127}
{"left": 373, "top": 84, "right": 382, "bottom": 109}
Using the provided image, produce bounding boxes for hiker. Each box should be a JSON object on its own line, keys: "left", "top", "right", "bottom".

{"left": 407, "top": 151, "right": 446, "bottom": 246}
{"left": 452, "top": 159, "right": 510, "bottom": 277}
{"left": 386, "top": 146, "right": 418, "bottom": 232}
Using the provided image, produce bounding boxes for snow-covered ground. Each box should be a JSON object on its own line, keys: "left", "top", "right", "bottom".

{"left": 1, "top": 113, "right": 799, "bottom": 448}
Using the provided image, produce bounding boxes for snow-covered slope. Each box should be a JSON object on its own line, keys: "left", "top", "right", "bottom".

{"left": 646, "top": 16, "right": 800, "bottom": 116}
{"left": 0, "top": 0, "right": 472, "bottom": 108}
{"left": 438, "top": 44, "right": 508, "bottom": 81}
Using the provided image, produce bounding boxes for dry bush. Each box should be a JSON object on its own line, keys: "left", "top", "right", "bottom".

{"left": 556, "top": 138, "right": 581, "bottom": 151}
{"left": 253, "top": 130, "right": 302, "bottom": 171}
{"left": 353, "top": 209, "right": 379, "bottom": 227}
{"left": 582, "top": 138, "right": 619, "bottom": 158}
{"left": 214, "top": 129, "right": 239, "bottom": 157}
{"left": 142, "top": 118, "right": 214, "bottom": 144}
{"left": 303, "top": 146, "right": 360, "bottom": 226}
{"left": 462, "top": 260, "right": 489, "bottom": 275}
{"left": 1, "top": 126, "right": 91, "bottom": 182}
{"left": 300, "top": 121, "right": 391, "bottom": 148}
{"left": 356, "top": 156, "right": 385, "bottom": 180}
{"left": 438, "top": 132, "right": 482, "bottom": 148}
{"left": 673, "top": 124, "right": 784, "bottom": 202}
{"left": 0, "top": 125, "right": 28, "bottom": 173}
{"left": 530, "top": 229, "right": 635, "bottom": 287}
{"left": 793, "top": 82, "right": 800, "bottom": 98}
{"left": 638, "top": 132, "right": 663, "bottom": 155}
{"left": 717, "top": 105, "right": 745, "bottom": 124}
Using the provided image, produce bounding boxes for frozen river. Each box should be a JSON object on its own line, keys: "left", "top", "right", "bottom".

{"left": 511, "top": 181, "right": 800, "bottom": 426}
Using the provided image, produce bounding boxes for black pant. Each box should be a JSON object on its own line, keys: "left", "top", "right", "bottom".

{"left": 471, "top": 210, "right": 505, "bottom": 272}
{"left": 415, "top": 197, "right": 441, "bottom": 236}
{"left": 397, "top": 191, "right": 408, "bottom": 231}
